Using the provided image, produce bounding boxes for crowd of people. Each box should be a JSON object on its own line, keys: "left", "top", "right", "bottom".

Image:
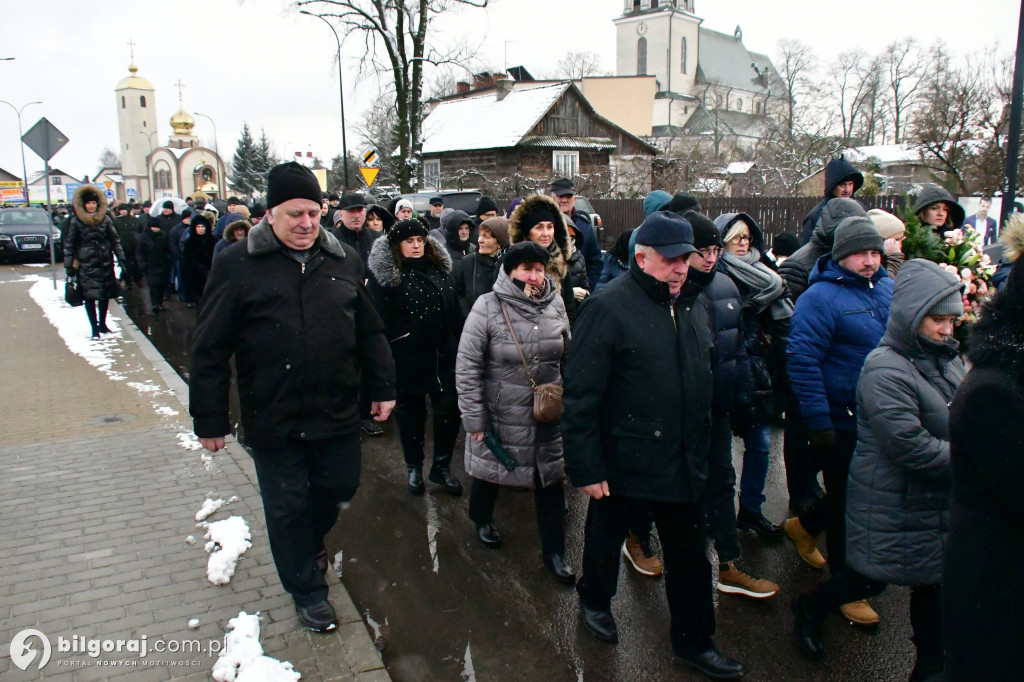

{"left": 54, "top": 158, "right": 1021, "bottom": 680}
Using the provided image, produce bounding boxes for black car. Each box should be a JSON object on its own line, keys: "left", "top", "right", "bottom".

{"left": 388, "top": 190, "right": 483, "bottom": 217}
{"left": 0, "top": 207, "right": 63, "bottom": 262}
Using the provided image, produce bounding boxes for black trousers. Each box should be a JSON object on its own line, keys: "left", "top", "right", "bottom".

{"left": 83, "top": 299, "right": 109, "bottom": 335}
{"left": 798, "top": 429, "right": 857, "bottom": 571}
{"left": 250, "top": 434, "right": 361, "bottom": 606}
{"left": 394, "top": 389, "right": 460, "bottom": 469}
{"left": 468, "top": 475, "right": 566, "bottom": 557}
{"left": 145, "top": 270, "right": 168, "bottom": 310}
{"left": 577, "top": 496, "right": 715, "bottom": 657}
{"left": 783, "top": 388, "right": 821, "bottom": 510}
{"left": 703, "top": 414, "right": 741, "bottom": 564}
{"left": 809, "top": 569, "right": 943, "bottom": 681}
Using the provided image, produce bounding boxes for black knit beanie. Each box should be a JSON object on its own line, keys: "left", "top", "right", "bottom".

{"left": 388, "top": 218, "right": 429, "bottom": 244}
{"left": 503, "top": 241, "right": 550, "bottom": 274}
{"left": 162, "top": 200, "right": 175, "bottom": 210}
{"left": 684, "top": 211, "right": 722, "bottom": 249}
{"left": 476, "top": 196, "right": 499, "bottom": 216}
{"left": 266, "top": 162, "right": 324, "bottom": 209}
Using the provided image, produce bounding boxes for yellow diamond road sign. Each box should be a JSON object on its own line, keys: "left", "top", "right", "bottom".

{"left": 360, "top": 167, "right": 380, "bottom": 187}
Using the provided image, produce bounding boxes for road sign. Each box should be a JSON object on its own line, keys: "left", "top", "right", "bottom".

{"left": 362, "top": 149, "right": 378, "bottom": 166}
{"left": 359, "top": 167, "right": 380, "bottom": 187}
{"left": 22, "top": 118, "right": 69, "bottom": 162}
{"left": 126, "top": 188, "right": 136, "bottom": 198}
{"left": 105, "top": 190, "right": 114, "bottom": 200}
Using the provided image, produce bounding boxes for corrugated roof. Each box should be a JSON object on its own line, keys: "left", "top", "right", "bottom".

{"left": 844, "top": 144, "right": 924, "bottom": 165}
{"left": 520, "top": 136, "right": 615, "bottom": 150}
{"left": 420, "top": 83, "right": 569, "bottom": 154}
{"left": 696, "top": 28, "right": 775, "bottom": 96}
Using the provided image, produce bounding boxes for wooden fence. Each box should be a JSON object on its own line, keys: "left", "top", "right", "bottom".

{"left": 591, "top": 196, "right": 908, "bottom": 248}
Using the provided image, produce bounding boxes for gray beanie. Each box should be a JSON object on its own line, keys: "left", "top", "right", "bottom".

{"left": 927, "top": 290, "right": 964, "bottom": 317}
{"left": 832, "top": 216, "right": 884, "bottom": 261}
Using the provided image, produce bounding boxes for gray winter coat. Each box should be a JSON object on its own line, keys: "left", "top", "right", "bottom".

{"left": 845, "top": 259, "right": 966, "bottom": 585}
{"left": 779, "top": 198, "right": 866, "bottom": 301}
{"left": 456, "top": 268, "right": 570, "bottom": 488}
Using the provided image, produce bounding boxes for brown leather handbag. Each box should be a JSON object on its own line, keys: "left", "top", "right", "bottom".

{"left": 500, "top": 302, "right": 563, "bottom": 423}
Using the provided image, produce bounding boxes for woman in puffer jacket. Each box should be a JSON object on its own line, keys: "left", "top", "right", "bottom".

{"left": 64, "top": 185, "right": 126, "bottom": 339}
{"left": 455, "top": 241, "right": 575, "bottom": 586}
{"left": 792, "top": 259, "right": 966, "bottom": 682}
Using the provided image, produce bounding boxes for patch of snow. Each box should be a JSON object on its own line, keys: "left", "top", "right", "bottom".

{"left": 186, "top": 535, "right": 196, "bottom": 544}
{"left": 332, "top": 550, "right": 343, "bottom": 577}
{"left": 461, "top": 641, "right": 475, "bottom": 681}
{"left": 203, "top": 516, "right": 251, "bottom": 585}
{"left": 178, "top": 432, "right": 202, "bottom": 450}
{"left": 425, "top": 494, "right": 440, "bottom": 574}
{"left": 365, "top": 610, "right": 382, "bottom": 640}
{"left": 211, "top": 612, "right": 300, "bottom": 682}
{"left": 188, "top": 618, "right": 200, "bottom": 629}
{"left": 127, "top": 381, "right": 161, "bottom": 393}
{"left": 154, "top": 405, "right": 180, "bottom": 416}
{"left": 195, "top": 496, "right": 239, "bottom": 522}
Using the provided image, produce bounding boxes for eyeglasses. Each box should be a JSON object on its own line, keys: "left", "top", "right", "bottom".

{"left": 698, "top": 247, "right": 720, "bottom": 259}
{"left": 729, "top": 234, "right": 751, "bottom": 243}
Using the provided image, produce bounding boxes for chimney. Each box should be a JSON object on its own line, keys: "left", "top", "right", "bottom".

{"left": 473, "top": 72, "right": 495, "bottom": 90}
{"left": 457, "top": 81, "right": 471, "bottom": 94}
{"left": 306, "top": 151, "right": 313, "bottom": 158}
{"left": 496, "top": 78, "right": 514, "bottom": 101}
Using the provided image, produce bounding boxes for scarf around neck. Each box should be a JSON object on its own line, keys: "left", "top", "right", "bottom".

{"left": 721, "top": 248, "right": 794, "bottom": 320}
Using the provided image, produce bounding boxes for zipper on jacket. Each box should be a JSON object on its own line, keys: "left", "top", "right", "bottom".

{"left": 669, "top": 301, "right": 678, "bottom": 330}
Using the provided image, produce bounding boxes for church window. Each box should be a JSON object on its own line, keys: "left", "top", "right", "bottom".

{"left": 637, "top": 37, "right": 648, "bottom": 75}
{"left": 681, "top": 38, "right": 687, "bottom": 74}
{"left": 756, "top": 101, "right": 761, "bottom": 114}
{"left": 121, "top": 96, "right": 125, "bottom": 109}
{"left": 736, "top": 97, "right": 743, "bottom": 110}
{"left": 140, "top": 95, "right": 147, "bottom": 108}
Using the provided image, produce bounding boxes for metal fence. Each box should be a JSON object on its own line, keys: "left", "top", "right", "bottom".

{"left": 591, "top": 196, "right": 908, "bottom": 248}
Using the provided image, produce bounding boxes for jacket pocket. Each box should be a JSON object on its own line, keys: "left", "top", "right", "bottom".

{"left": 610, "top": 417, "right": 665, "bottom": 474}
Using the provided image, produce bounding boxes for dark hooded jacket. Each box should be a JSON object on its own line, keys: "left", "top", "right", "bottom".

{"left": 800, "top": 156, "right": 864, "bottom": 243}
{"left": 330, "top": 223, "right": 382, "bottom": 268}
{"left": 567, "top": 210, "right": 603, "bottom": 290}
{"left": 112, "top": 212, "right": 140, "bottom": 255}
{"left": 182, "top": 221, "right": 217, "bottom": 299}
{"left": 64, "top": 186, "right": 126, "bottom": 301}
{"left": 190, "top": 220, "right": 395, "bottom": 448}
{"left": 944, "top": 262, "right": 1024, "bottom": 680}
{"left": 430, "top": 210, "right": 476, "bottom": 261}
{"left": 779, "top": 198, "right": 867, "bottom": 302}
{"left": 366, "top": 235, "right": 463, "bottom": 394}
{"left": 366, "top": 205, "right": 396, "bottom": 234}
{"left": 913, "top": 184, "right": 966, "bottom": 233}
{"left": 846, "top": 259, "right": 965, "bottom": 586}
{"left": 136, "top": 225, "right": 170, "bottom": 285}
{"left": 562, "top": 260, "right": 714, "bottom": 503}
{"left": 787, "top": 254, "right": 893, "bottom": 432}
{"left": 508, "top": 194, "right": 576, "bottom": 323}
{"left": 596, "top": 229, "right": 632, "bottom": 290}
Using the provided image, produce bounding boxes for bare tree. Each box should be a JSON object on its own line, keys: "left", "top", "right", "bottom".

{"left": 773, "top": 39, "right": 816, "bottom": 137}
{"left": 297, "top": 0, "right": 489, "bottom": 192}
{"left": 884, "top": 38, "right": 925, "bottom": 145}
{"left": 828, "top": 49, "right": 876, "bottom": 145}
{"left": 97, "top": 147, "right": 121, "bottom": 170}
{"left": 547, "top": 51, "right": 608, "bottom": 80}
{"left": 353, "top": 96, "right": 401, "bottom": 189}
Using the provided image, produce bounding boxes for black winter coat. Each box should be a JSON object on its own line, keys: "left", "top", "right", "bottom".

{"left": 799, "top": 156, "right": 864, "bottom": 244}
{"left": 190, "top": 220, "right": 396, "bottom": 449}
{"left": 182, "top": 226, "right": 216, "bottom": 299}
{"left": 112, "top": 214, "right": 140, "bottom": 255}
{"left": 566, "top": 247, "right": 590, "bottom": 293}
{"left": 64, "top": 187, "right": 125, "bottom": 301}
{"left": 136, "top": 228, "right": 171, "bottom": 285}
{"left": 943, "top": 286, "right": 1024, "bottom": 681}
{"left": 331, "top": 224, "right": 382, "bottom": 268}
{"left": 691, "top": 268, "right": 754, "bottom": 414}
{"left": 366, "top": 235, "right": 463, "bottom": 394}
{"left": 453, "top": 251, "right": 500, "bottom": 318}
{"left": 562, "top": 262, "right": 714, "bottom": 503}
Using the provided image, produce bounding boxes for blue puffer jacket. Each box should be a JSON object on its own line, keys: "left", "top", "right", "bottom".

{"left": 787, "top": 254, "right": 893, "bottom": 431}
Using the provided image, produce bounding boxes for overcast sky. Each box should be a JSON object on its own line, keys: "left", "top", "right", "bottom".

{"left": 0, "top": 0, "right": 1019, "bottom": 186}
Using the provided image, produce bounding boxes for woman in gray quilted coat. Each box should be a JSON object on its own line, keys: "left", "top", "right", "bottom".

{"left": 792, "top": 259, "right": 966, "bottom": 682}
{"left": 455, "top": 241, "right": 574, "bottom": 586}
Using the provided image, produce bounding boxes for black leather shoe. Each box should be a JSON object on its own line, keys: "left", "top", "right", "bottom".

{"left": 407, "top": 467, "right": 425, "bottom": 495}
{"left": 673, "top": 647, "right": 749, "bottom": 679}
{"left": 296, "top": 600, "right": 337, "bottom": 632}
{"left": 544, "top": 553, "right": 576, "bottom": 586}
{"left": 360, "top": 419, "right": 384, "bottom": 436}
{"left": 428, "top": 467, "right": 463, "bottom": 496}
{"left": 737, "top": 506, "right": 785, "bottom": 539}
{"left": 476, "top": 523, "right": 501, "bottom": 549}
{"left": 579, "top": 604, "right": 617, "bottom": 643}
{"left": 97, "top": 324, "right": 112, "bottom": 334}
{"left": 792, "top": 595, "right": 825, "bottom": 660}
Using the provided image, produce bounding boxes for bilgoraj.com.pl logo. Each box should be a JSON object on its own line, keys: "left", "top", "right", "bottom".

{"left": 9, "top": 628, "right": 221, "bottom": 670}
{"left": 10, "top": 629, "right": 52, "bottom": 671}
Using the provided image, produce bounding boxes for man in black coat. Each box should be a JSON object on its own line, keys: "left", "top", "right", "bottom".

{"left": 330, "top": 193, "right": 382, "bottom": 268}
{"left": 550, "top": 178, "right": 603, "bottom": 290}
{"left": 563, "top": 211, "right": 749, "bottom": 679}
{"left": 798, "top": 155, "right": 863, "bottom": 245}
{"left": 112, "top": 203, "right": 141, "bottom": 286}
{"left": 190, "top": 162, "right": 396, "bottom": 633}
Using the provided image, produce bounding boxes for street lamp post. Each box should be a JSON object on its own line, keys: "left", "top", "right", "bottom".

{"left": 193, "top": 112, "right": 225, "bottom": 199}
{"left": 0, "top": 99, "right": 42, "bottom": 204}
{"left": 300, "top": 10, "right": 350, "bottom": 190}
{"left": 138, "top": 131, "right": 158, "bottom": 200}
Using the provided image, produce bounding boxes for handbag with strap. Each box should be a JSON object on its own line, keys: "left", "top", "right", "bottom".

{"left": 64, "top": 274, "right": 84, "bottom": 307}
{"left": 499, "top": 302, "right": 563, "bottom": 424}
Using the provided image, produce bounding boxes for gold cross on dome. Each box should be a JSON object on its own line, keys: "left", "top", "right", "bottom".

{"left": 127, "top": 39, "right": 136, "bottom": 62}
{"left": 175, "top": 79, "right": 185, "bottom": 105}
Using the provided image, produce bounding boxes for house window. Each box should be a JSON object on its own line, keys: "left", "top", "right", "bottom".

{"left": 121, "top": 96, "right": 126, "bottom": 109}
{"left": 736, "top": 97, "right": 743, "bottom": 111}
{"left": 681, "top": 37, "right": 687, "bottom": 74}
{"left": 637, "top": 37, "right": 647, "bottom": 75}
{"left": 755, "top": 101, "right": 761, "bottom": 114}
{"left": 140, "top": 95, "right": 147, "bottom": 108}
{"left": 553, "top": 151, "right": 579, "bottom": 177}
{"left": 50, "top": 176, "right": 62, "bottom": 186}
{"left": 423, "top": 159, "right": 441, "bottom": 190}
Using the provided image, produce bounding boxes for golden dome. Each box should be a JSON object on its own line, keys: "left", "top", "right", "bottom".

{"left": 170, "top": 108, "right": 195, "bottom": 135}
{"left": 115, "top": 62, "right": 154, "bottom": 91}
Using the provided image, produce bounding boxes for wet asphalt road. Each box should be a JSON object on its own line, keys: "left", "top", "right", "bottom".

{"left": 115, "top": 279, "right": 916, "bottom": 682}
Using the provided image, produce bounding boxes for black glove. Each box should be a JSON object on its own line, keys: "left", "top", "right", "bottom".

{"left": 65, "top": 267, "right": 77, "bottom": 278}
{"left": 731, "top": 404, "right": 758, "bottom": 436}
{"left": 808, "top": 428, "right": 837, "bottom": 455}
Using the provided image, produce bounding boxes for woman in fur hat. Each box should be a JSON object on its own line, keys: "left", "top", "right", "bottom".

{"left": 508, "top": 194, "right": 576, "bottom": 322}
{"left": 367, "top": 219, "right": 465, "bottom": 496}
{"left": 943, "top": 215, "right": 1024, "bottom": 680}
{"left": 64, "top": 185, "right": 126, "bottom": 339}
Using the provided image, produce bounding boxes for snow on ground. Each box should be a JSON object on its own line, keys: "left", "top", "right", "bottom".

{"left": 203, "top": 516, "right": 251, "bottom": 585}
{"left": 211, "top": 612, "right": 300, "bottom": 682}
{"left": 461, "top": 641, "right": 475, "bottom": 681}
{"left": 425, "top": 494, "right": 440, "bottom": 574}
{"left": 195, "top": 496, "right": 240, "bottom": 522}
{"left": 178, "top": 431, "right": 202, "bottom": 450}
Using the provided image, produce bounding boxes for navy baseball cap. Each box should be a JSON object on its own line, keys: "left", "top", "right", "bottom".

{"left": 428, "top": 195, "right": 444, "bottom": 206}
{"left": 635, "top": 211, "right": 698, "bottom": 258}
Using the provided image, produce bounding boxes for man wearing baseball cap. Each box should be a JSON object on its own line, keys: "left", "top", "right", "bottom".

{"left": 330, "top": 193, "right": 379, "bottom": 268}
{"left": 562, "top": 211, "right": 749, "bottom": 678}
{"left": 425, "top": 195, "right": 444, "bottom": 231}
{"left": 190, "top": 161, "right": 396, "bottom": 634}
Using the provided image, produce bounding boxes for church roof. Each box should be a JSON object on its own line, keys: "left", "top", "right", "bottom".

{"left": 678, "top": 107, "right": 771, "bottom": 139}
{"left": 696, "top": 28, "right": 780, "bottom": 96}
{"left": 115, "top": 63, "right": 154, "bottom": 91}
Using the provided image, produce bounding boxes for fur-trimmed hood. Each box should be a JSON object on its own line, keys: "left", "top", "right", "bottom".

{"left": 72, "top": 184, "right": 109, "bottom": 227}
{"left": 366, "top": 234, "right": 451, "bottom": 288}
{"left": 508, "top": 193, "right": 569, "bottom": 288}
{"left": 245, "top": 218, "right": 348, "bottom": 259}
{"left": 968, "top": 268, "right": 1024, "bottom": 385}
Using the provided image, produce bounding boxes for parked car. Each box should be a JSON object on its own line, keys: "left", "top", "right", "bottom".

{"left": 388, "top": 190, "right": 483, "bottom": 217}
{"left": 574, "top": 195, "right": 604, "bottom": 244}
{"left": 0, "top": 207, "right": 63, "bottom": 262}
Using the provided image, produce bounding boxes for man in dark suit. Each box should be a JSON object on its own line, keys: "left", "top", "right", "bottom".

{"left": 964, "top": 197, "right": 998, "bottom": 246}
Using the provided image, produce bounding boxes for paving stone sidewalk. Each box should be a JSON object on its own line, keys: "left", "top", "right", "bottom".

{"left": 0, "top": 273, "right": 390, "bottom": 681}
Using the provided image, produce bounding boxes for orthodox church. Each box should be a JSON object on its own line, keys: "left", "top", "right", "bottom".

{"left": 110, "top": 60, "right": 226, "bottom": 203}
